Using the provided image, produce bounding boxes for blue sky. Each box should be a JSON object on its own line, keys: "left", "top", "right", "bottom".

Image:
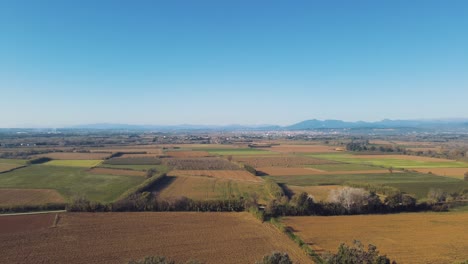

{"left": 1, "top": 0, "right": 467, "bottom": 127}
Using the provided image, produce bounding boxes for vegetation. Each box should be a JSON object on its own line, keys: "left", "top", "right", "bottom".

{"left": 162, "top": 158, "right": 241, "bottom": 170}
{"left": 323, "top": 240, "right": 396, "bottom": 264}
{"left": 44, "top": 159, "right": 102, "bottom": 167}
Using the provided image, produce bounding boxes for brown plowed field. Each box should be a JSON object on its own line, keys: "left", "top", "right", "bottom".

{"left": 87, "top": 168, "right": 146, "bottom": 177}
{"left": 35, "top": 152, "right": 111, "bottom": 160}
{"left": 0, "top": 212, "right": 312, "bottom": 264}
{"left": 169, "top": 170, "right": 262, "bottom": 182}
{"left": 0, "top": 189, "right": 65, "bottom": 206}
{"left": 413, "top": 168, "right": 468, "bottom": 179}
{"left": 0, "top": 213, "right": 56, "bottom": 235}
{"left": 287, "top": 185, "right": 345, "bottom": 201}
{"left": 270, "top": 145, "right": 338, "bottom": 153}
{"left": 282, "top": 212, "right": 468, "bottom": 264}
{"left": 234, "top": 156, "right": 338, "bottom": 167}
{"left": 165, "top": 151, "right": 211, "bottom": 157}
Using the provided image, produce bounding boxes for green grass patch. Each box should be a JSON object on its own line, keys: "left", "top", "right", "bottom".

{"left": 204, "top": 148, "right": 278, "bottom": 156}
{"left": 0, "top": 165, "right": 144, "bottom": 202}
{"left": 44, "top": 160, "right": 103, "bottom": 168}
{"left": 308, "top": 153, "right": 468, "bottom": 169}
{"left": 263, "top": 172, "right": 468, "bottom": 199}
{"left": 0, "top": 158, "right": 28, "bottom": 165}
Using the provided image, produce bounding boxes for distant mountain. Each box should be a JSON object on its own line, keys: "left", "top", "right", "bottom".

{"left": 286, "top": 119, "right": 468, "bottom": 130}
{"left": 69, "top": 123, "right": 280, "bottom": 131}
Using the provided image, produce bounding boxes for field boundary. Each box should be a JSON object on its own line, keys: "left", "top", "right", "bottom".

{"left": 0, "top": 165, "right": 27, "bottom": 174}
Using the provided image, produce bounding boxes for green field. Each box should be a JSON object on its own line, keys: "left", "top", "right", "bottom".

{"left": 307, "top": 163, "right": 380, "bottom": 171}
{"left": 0, "top": 165, "right": 144, "bottom": 202}
{"left": 44, "top": 160, "right": 103, "bottom": 168}
{"left": 0, "top": 159, "right": 28, "bottom": 165}
{"left": 203, "top": 148, "right": 278, "bottom": 156}
{"left": 99, "top": 164, "right": 169, "bottom": 172}
{"left": 308, "top": 154, "right": 468, "bottom": 169}
{"left": 264, "top": 172, "right": 468, "bottom": 199}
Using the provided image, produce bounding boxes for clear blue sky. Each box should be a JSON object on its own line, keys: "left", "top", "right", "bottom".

{"left": 1, "top": 0, "right": 467, "bottom": 127}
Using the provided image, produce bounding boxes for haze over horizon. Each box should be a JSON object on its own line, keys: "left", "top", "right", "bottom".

{"left": 2, "top": 1, "right": 468, "bottom": 128}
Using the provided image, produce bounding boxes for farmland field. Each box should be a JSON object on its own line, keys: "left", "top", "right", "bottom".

{"left": 169, "top": 170, "right": 262, "bottom": 183}
{"left": 87, "top": 167, "right": 146, "bottom": 177}
{"left": 0, "top": 213, "right": 56, "bottom": 234}
{"left": 162, "top": 157, "right": 241, "bottom": 170}
{"left": 0, "top": 212, "right": 311, "bottom": 264}
{"left": 0, "top": 159, "right": 27, "bottom": 173}
{"left": 309, "top": 153, "right": 468, "bottom": 169}
{"left": 155, "top": 176, "right": 270, "bottom": 202}
{"left": 265, "top": 172, "right": 468, "bottom": 199}
{"left": 307, "top": 163, "right": 381, "bottom": 171}
{"left": 203, "top": 148, "right": 278, "bottom": 156}
{"left": 257, "top": 166, "right": 390, "bottom": 176}
{"left": 282, "top": 212, "right": 468, "bottom": 264}
{"left": 165, "top": 151, "right": 211, "bottom": 157}
{"left": 0, "top": 165, "right": 144, "bottom": 202}
{"left": 270, "top": 144, "right": 339, "bottom": 153}
{"left": 104, "top": 157, "right": 161, "bottom": 165}
{"left": 413, "top": 168, "right": 468, "bottom": 179}
{"left": 98, "top": 164, "right": 168, "bottom": 172}
{"left": 0, "top": 189, "right": 65, "bottom": 206}
{"left": 233, "top": 155, "right": 338, "bottom": 167}
{"left": 44, "top": 160, "right": 103, "bottom": 168}
{"left": 35, "top": 152, "right": 111, "bottom": 160}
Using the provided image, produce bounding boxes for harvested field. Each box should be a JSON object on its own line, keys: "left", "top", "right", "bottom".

{"left": 35, "top": 152, "right": 111, "bottom": 160}
{"left": 257, "top": 167, "right": 392, "bottom": 176}
{"left": 0, "top": 189, "right": 65, "bottom": 206}
{"left": 0, "top": 213, "right": 56, "bottom": 235}
{"left": 413, "top": 168, "right": 468, "bottom": 179}
{"left": 270, "top": 144, "right": 338, "bottom": 153}
{"left": 169, "top": 170, "right": 262, "bottom": 183}
{"left": 162, "top": 158, "right": 241, "bottom": 170}
{"left": 87, "top": 168, "right": 146, "bottom": 177}
{"left": 104, "top": 157, "right": 161, "bottom": 165}
{"left": 156, "top": 176, "right": 269, "bottom": 202}
{"left": 307, "top": 163, "right": 381, "bottom": 171}
{"left": 0, "top": 212, "right": 312, "bottom": 264}
{"left": 282, "top": 212, "right": 468, "bottom": 264}
{"left": 165, "top": 151, "right": 211, "bottom": 157}
{"left": 204, "top": 148, "right": 278, "bottom": 156}
{"left": 89, "top": 146, "right": 163, "bottom": 154}
{"left": 118, "top": 153, "right": 162, "bottom": 158}
{"left": 287, "top": 185, "right": 344, "bottom": 201}
{"left": 99, "top": 164, "right": 168, "bottom": 171}
{"left": 44, "top": 160, "right": 103, "bottom": 168}
{"left": 234, "top": 156, "right": 338, "bottom": 167}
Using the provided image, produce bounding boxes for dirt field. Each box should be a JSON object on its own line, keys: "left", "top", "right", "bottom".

{"left": 234, "top": 156, "right": 338, "bottom": 168}
{"left": 169, "top": 170, "right": 262, "bottom": 183}
{"left": 287, "top": 185, "right": 345, "bottom": 201}
{"left": 0, "top": 213, "right": 56, "bottom": 234}
{"left": 0, "top": 212, "right": 312, "bottom": 264}
{"left": 269, "top": 145, "right": 339, "bottom": 153}
{"left": 87, "top": 167, "right": 146, "bottom": 177}
{"left": 35, "top": 152, "right": 111, "bottom": 160}
{"left": 0, "top": 189, "right": 65, "bottom": 206}
{"left": 257, "top": 167, "right": 391, "bottom": 176}
{"left": 165, "top": 151, "right": 211, "bottom": 157}
{"left": 282, "top": 212, "right": 468, "bottom": 264}
{"left": 413, "top": 168, "right": 468, "bottom": 179}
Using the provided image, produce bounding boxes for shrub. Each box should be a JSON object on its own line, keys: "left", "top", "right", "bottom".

{"left": 28, "top": 157, "right": 52, "bottom": 164}
{"left": 257, "top": 252, "right": 293, "bottom": 264}
{"left": 323, "top": 240, "right": 396, "bottom": 264}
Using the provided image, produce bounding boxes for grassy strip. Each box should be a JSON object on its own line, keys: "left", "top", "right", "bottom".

{"left": 0, "top": 203, "right": 66, "bottom": 214}
{"left": 265, "top": 179, "right": 285, "bottom": 200}
{"left": 270, "top": 217, "right": 323, "bottom": 263}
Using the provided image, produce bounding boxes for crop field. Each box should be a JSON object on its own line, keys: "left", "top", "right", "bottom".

{"left": 233, "top": 155, "right": 338, "bottom": 167}
{"left": 165, "top": 151, "right": 211, "bottom": 157}
{"left": 155, "top": 176, "right": 270, "bottom": 202}
{"left": 204, "top": 148, "right": 278, "bottom": 156}
{"left": 0, "top": 212, "right": 311, "bottom": 264}
{"left": 286, "top": 185, "right": 344, "bottom": 201}
{"left": 87, "top": 167, "right": 146, "bottom": 177}
{"left": 89, "top": 145, "right": 163, "bottom": 154}
{"left": 0, "top": 165, "right": 144, "bottom": 202}
{"left": 265, "top": 172, "right": 468, "bottom": 199}
{"left": 0, "top": 213, "right": 56, "bottom": 235}
{"left": 113, "top": 153, "right": 161, "bottom": 158}
{"left": 162, "top": 157, "right": 241, "bottom": 170}
{"left": 44, "top": 160, "right": 103, "bottom": 168}
{"left": 282, "top": 212, "right": 468, "bottom": 264}
{"left": 412, "top": 168, "right": 468, "bottom": 179}
{"left": 309, "top": 153, "right": 468, "bottom": 169}
{"left": 0, "top": 159, "right": 27, "bottom": 173}
{"left": 257, "top": 166, "right": 391, "bottom": 176}
{"left": 104, "top": 157, "right": 161, "bottom": 165}
{"left": 98, "top": 164, "right": 168, "bottom": 171}
{"left": 35, "top": 152, "right": 111, "bottom": 160}
{"left": 169, "top": 170, "right": 262, "bottom": 183}
{"left": 307, "top": 163, "right": 381, "bottom": 171}
{"left": 269, "top": 144, "right": 339, "bottom": 153}
{"left": 0, "top": 189, "right": 65, "bottom": 206}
